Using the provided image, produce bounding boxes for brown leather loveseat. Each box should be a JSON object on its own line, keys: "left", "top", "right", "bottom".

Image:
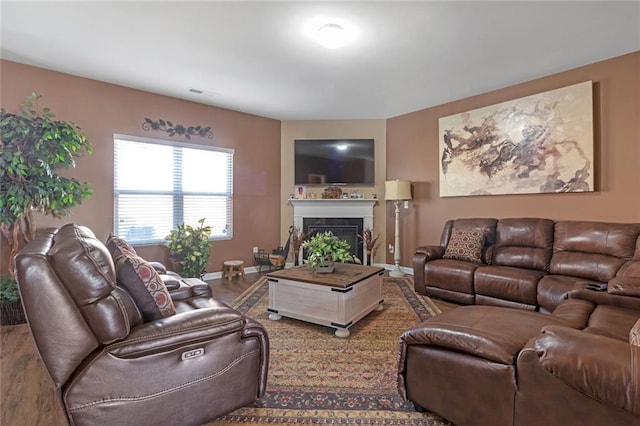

{"left": 15, "top": 224, "right": 269, "bottom": 425}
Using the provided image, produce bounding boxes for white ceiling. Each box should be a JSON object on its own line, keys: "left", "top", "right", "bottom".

{"left": 2, "top": 1, "right": 639, "bottom": 120}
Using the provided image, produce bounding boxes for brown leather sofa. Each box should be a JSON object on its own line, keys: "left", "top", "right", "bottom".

{"left": 400, "top": 218, "right": 640, "bottom": 425}
{"left": 14, "top": 224, "right": 269, "bottom": 425}
{"left": 413, "top": 218, "right": 640, "bottom": 312}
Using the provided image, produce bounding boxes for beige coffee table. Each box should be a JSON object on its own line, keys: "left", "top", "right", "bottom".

{"left": 267, "top": 263, "right": 384, "bottom": 337}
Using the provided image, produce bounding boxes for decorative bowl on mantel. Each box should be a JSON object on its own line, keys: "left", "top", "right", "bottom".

{"left": 321, "top": 186, "right": 342, "bottom": 199}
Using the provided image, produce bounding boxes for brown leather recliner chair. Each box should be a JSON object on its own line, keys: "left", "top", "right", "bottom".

{"left": 14, "top": 224, "right": 269, "bottom": 425}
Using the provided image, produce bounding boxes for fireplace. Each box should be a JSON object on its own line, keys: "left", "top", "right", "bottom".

{"left": 303, "top": 217, "right": 364, "bottom": 261}
{"left": 290, "top": 199, "right": 377, "bottom": 264}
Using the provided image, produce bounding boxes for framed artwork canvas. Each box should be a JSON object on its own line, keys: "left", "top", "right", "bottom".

{"left": 438, "top": 81, "right": 594, "bottom": 197}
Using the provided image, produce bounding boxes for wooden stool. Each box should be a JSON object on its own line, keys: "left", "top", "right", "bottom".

{"left": 223, "top": 260, "right": 245, "bottom": 281}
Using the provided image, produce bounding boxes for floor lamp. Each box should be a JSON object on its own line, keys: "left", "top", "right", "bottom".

{"left": 385, "top": 180, "right": 412, "bottom": 277}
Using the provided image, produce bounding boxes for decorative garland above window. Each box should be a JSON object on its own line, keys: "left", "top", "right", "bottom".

{"left": 142, "top": 118, "right": 213, "bottom": 140}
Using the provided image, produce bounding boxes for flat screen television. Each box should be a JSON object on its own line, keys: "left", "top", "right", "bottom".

{"left": 294, "top": 139, "right": 375, "bottom": 185}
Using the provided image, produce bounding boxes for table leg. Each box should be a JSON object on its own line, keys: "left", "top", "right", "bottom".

{"left": 269, "top": 312, "right": 282, "bottom": 320}
{"left": 334, "top": 328, "right": 350, "bottom": 338}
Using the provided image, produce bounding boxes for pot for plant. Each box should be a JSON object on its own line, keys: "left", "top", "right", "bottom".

{"left": 1, "top": 300, "right": 26, "bottom": 325}
{"left": 314, "top": 258, "right": 335, "bottom": 274}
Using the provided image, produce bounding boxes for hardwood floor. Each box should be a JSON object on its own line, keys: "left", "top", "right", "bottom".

{"left": 0, "top": 273, "right": 262, "bottom": 426}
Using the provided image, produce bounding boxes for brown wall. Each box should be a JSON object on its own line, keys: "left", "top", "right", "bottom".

{"left": 0, "top": 60, "right": 282, "bottom": 274}
{"left": 3, "top": 52, "right": 638, "bottom": 274}
{"left": 386, "top": 52, "right": 640, "bottom": 268}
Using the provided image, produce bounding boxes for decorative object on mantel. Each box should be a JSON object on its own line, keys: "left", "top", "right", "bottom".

{"left": 439, "top": 81, "right": 593, "bottom": 197}
{"left": 358, "top": 227, "right": 380, "bottom": 266}
{"left": 385, "top": 180, "right": 412, "bottom": 277}
{"left": 301, "top": 231, "right": 352, "bottom": 273}
{"left": 321, "top": 186, "right": 342, "bottom": 199}
{"left": 142, "top": 118, "right": 213, "bottom": 139}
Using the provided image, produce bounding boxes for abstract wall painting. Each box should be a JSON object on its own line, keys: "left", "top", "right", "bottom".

{"left": 438, "top": 81, "right": 594, "bottom": 197}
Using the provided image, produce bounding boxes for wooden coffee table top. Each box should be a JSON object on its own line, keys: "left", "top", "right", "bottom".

{"left": 267, "top": 263, "right": 384, "bottom": 289}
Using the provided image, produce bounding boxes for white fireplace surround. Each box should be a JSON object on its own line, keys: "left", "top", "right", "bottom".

{"left": 290, "top": 198, "right": 377, "bottom": 263}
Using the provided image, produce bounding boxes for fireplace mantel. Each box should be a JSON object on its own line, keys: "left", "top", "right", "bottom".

{"left": 290, "top": 198, "right": 378, "bottom": 264}
{"left": 290, "top": 199, "right": 377, "bottom": 226}
{"left": 290, "top": 199, "right": 377, "bottom": 237}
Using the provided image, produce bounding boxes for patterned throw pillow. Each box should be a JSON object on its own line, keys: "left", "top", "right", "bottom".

{"left": 115, "top": 252, "right": 176, "bottom": 321}
{"left": 443, "top": 228, "right": 486, "bottom": 264}
{"left": 631, "top": 318, "right": 640, "bottom": 347}
{"left": 106, "top": 233, "right": 137, "bottom": 261}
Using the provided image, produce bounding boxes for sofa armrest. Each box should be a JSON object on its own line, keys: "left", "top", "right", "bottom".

{"left": 167, "top": 277, "right": 213, "bottom": 301}
{"left": 570, "top": 289, "right": 640, "bottom": 311}
{"left": 535, "top": 325, "right": 640, "bottom": 416}
{"left": 148, "top": 261, "right": 168, "bottom": 274}
{"left": 413, "top": 245, "right": 445, "bottom": 294}
{"left": 609, "top": 276, "right": 640, "bottom": 297}
{"left": 414, "top": 245, "right": 445, "bottom": 258}
{"left": 550, "top": 298, "right": 594, "bottom": 329}
{"left": 107, "top": 306, "right": 247, "bottom": 357}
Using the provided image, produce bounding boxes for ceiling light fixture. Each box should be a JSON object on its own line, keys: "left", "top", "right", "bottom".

{"left": 317, "top": 23, "right": 346, "bottom": 49}
{"left": 304, "top": 16, "right": 357, "bottom": 49}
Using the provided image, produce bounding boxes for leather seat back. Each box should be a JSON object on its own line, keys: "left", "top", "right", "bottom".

{"left": 15, "top": 224, "right": 142, "bottom": 387}
{"left": 493, "top": 218, "right": 554, "bottom": 271}
{"left": 550, "top": 221, "right": 640, "bottom": 282}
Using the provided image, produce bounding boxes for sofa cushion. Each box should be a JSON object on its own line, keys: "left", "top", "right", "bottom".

{"left": 550, "top": 221, "right": 640, "bottom": 282}
{"left": 609, "top": 277, "right": 640, "bottom": 298}
{"left": 492, "top": 218, "right": 554, "bottom": 271}
{"left": 609, "top": 260, "right": 640, "bottom": 297}
{"left": 585, "top": 305, "right": 640, "bottom": 342}
{"left": 443, "top": 228, "right": 486, "bottom": 263}
{"left": 474, "top": 265, "right": 546, "bottom": 308}
{"left": 400, "top": 305, "right": 571, "bottom": 365}
{"left": 115, "top": 252, "right": 176, "bottom": 321}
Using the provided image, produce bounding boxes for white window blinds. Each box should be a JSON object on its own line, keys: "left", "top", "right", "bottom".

{"left": 113, "top": 134, "right": 233, "bottom": 244}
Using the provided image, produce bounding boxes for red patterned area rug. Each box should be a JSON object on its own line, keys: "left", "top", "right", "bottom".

{"left": 210, "top": 276, "right": 451, "bottom": 425}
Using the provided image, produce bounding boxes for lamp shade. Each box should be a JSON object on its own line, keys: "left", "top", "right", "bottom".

{"left": 385, "top": 180, "right": 412, "bottom": 201}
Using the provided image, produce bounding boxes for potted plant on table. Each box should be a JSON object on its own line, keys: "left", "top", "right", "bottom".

{"left": 1, "top": 93, "right": 93, "bottom": 324}
{"left": 165, "top": 218, "right": 212, "bottom": 278}
{"left": 301, "top": 231, "right": 352, "bottom": 273}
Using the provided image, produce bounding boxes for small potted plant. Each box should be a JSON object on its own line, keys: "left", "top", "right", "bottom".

{"left": 301, "top": 231, "right": 352, "bottom": 273}
{"left": 165, "top": 218, "right": 212, "bottom": 278}
{"left": 0, "top": 273, "right": 25, "bottom": 325}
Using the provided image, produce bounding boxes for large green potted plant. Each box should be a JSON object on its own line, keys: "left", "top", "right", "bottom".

{"left": 0, "top": 93, "right": 93, "bottom": 324}
{"left": 165, "top": 218, "right": 212, "bottom": 278}
{"left": 301, "top": 231, "right": 353, "bottom": 273}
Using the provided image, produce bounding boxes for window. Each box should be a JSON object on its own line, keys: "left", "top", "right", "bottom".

{"left": 113, "top": 134, "right": 233, "bottom": 244}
